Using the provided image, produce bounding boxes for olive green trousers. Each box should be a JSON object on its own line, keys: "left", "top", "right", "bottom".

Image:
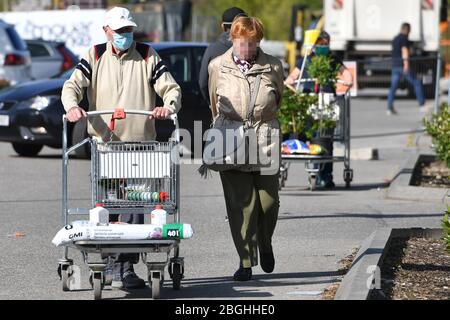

{"left": 219, "top": 170, "right": 280, "bottom": 268}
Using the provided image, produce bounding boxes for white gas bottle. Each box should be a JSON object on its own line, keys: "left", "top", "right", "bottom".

{"left": 150, "top": 205, "right": 167, "bottom": 226}
{"left": 89, "top": 203, "right": 109, "bottom": 226}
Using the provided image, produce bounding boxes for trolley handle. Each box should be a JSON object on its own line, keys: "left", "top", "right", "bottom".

{"left": 85, "top": 109, "right": 177, "bottom": 121}
{"left": 62, "top": 108, "right": 179, "bottom": 131}
{"left": 295, "top": 78, "right": 353, "bottom": 87}
{"left": 62, "top": 109, "right": 178, "bottom": 123}
{"left": 62, "top": 108, "right": 181, "bottom": 156}
{"left": 336, "top": 79, "right": 353, "bottom": 87}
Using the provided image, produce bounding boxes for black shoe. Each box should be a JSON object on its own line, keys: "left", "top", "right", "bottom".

{"left": 324, "top": 180, "right": 335, "bottom": 189}
{"left": 122, "top": 271, "right": 146, "bottom": 289}
{"left": 260, "top": 251, "right": 275, "bottom": 273}
{"left": 317, "top": 177, "right": 335, "bottom": 189}
{"left": 112, "top": 271, "right": 146, "bottom": 289}
{"left": 233, "top": 266, "right": 252, "bottom": 281}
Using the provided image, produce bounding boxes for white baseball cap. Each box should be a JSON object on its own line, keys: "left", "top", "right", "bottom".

{"left": 104, "top": 7, "right": 137, "bottom": 30}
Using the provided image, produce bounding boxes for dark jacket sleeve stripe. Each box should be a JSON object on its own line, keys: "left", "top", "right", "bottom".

{"left": 150, "top": 66, "right": 169, "bottom": 85}
{"left": 80, "top": 58, "right": 92, "bottom": 75}
{"left": 152, "top": 61, "right": 167, "bottom": 77}
{"left": 76, "top": 64, "right": 92, "bottom": 81}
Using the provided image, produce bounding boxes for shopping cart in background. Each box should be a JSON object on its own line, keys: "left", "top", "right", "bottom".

{"left": 279, "top": 79, "right": 354, "bottom": 191}
{"left": 57, "top": 109, "right": 183, "bottom": 299}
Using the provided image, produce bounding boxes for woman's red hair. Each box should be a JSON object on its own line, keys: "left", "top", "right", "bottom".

{"left": 230, "top": 17, "right": 264, "bottom": 42}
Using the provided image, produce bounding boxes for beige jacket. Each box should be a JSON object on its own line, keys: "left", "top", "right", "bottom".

{"left": 61, "top": 41, "right": 181, "bottom": 142}
{"left": 208, "top": 47, "right": 284, "bottom": 172}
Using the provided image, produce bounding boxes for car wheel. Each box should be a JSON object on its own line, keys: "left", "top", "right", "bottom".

{"left": 12, "top": 143, "right": 43, "bottom": 157}
{"left": 71, "top": 120, "right": 90, "bottom": 159}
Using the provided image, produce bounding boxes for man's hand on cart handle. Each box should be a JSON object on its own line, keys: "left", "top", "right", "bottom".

{"left": 66, "top": 106, "right": 87, "bottom": 122}
{"left": 150, "top": 106, "right": 171, "bottom": 120}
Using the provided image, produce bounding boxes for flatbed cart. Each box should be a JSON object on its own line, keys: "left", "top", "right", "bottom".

{"left": 57, "top": 109, "right": 184, "bottom": 300}
{"left": 279, "top": 79, "right": 354, "bottom": 191}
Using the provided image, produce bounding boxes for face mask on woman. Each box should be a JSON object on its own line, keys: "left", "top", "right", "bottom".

{"left": 113, "top": 32, "right": 133, "bottom": 51}
{"left": 314, "top": 45, "right": 330, "bottom": 56}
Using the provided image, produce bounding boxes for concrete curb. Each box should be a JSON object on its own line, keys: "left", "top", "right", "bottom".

{"left": 387, "top": 153, "right": 448, "bottom": 202}
{"left": 334, "top": 147, "right": 379, "bottom": 161}
{"left": 334, "top": 228, "right": 391, "bottom": 300}
{"left": 334, "top": 227, "right": 443, "bottom": 300}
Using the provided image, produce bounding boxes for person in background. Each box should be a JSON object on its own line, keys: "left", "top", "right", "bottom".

{"left": 285, "top": 31, "right": 352, "bottom": 189}
{"left": 198, "top": 7, "right": 247, "bottom": 105}
{"left": 387, "top": 22, "right": 425, "bottom": 115}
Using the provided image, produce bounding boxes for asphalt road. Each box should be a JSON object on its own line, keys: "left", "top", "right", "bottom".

{"left": 0, "top": 94, "right": 445, "bottom": 300}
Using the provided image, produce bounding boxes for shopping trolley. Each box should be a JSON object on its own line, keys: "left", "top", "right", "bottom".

{"left": 57, "top": 109, "right": 183, "bottom": 300}
{"left": 279, "top": 79, "right": 354, "bottom": 191}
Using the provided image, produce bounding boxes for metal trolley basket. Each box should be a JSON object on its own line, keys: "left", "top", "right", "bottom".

{"left": 279, "top": 79, "right": 354, "bottom": 191}
{"left": 57, "top": 109, "right": 183, "bottom": 300}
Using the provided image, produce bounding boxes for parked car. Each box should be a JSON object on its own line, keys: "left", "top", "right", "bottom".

{"left": 25, "top": 39, "right": 78, "bottom": 80}
{"left": 0, "top": 42, "right": 210, "bottom": 158}
{"left": 0, "top": 19, "right": 32, "bottom": 85}
{"left": 151, "top": 42, "right": 211, "bottom": 151}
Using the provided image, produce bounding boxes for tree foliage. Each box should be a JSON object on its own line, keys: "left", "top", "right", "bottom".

{"left": 192, "top": 0, "right": 323, "bottom": 40}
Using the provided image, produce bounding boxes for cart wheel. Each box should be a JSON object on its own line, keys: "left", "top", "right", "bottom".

{"left": 150, "top": 272, "right": 162, "bottom": 299}
{"left": 309, "top": 176, "right": 317, "bottom": 191}
{"left": 60, "top": 264, "right": 74, "bottom": 292}
{"left": 89, "top": 272, "right": 108, "bottom": 289}
{"left": 171, "top": 264, "right": 182, "bottom": 290}
{"left": 344, "top": 169, "right": 353, "bottom": 189}
{"left": 93, "top": 272, "right": 103, "bottom": 300}
{"left": 278, "top": 174, "right": 285, "bottom": 190}
{"left": 279, "top": 163, "right": 288, "bottom": 190}
{"left": 61, "top": 266, "right": 70, "bottom": 292}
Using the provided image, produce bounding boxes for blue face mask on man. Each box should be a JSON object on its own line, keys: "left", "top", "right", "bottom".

{"left": 112, "top": 32, "right": 133, "bottom": 51}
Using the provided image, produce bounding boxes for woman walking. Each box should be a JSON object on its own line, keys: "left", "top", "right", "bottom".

{"left": 207, "top": 16, "right": 284, "bottom": 281}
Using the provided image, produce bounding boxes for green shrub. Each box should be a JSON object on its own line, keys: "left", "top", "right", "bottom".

{"left": 278, "top": 89, "right": 317, "bottom": 136}
{"left": 279, "top": 55, "right": 341, "bottom": 140}
{"left": 306, "top": 55, "right": 340, "bottom": 90}
{"left": 423, "top": 103, "right": 450, "bottom": 168}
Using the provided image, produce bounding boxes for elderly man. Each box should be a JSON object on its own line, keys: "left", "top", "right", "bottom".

{"left": 61, "top": 7, "right": 181, "bottom": 289}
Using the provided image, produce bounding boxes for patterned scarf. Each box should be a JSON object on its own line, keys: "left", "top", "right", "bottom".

{"left": 233, "top": 54, "right": 255, "bottom": 74}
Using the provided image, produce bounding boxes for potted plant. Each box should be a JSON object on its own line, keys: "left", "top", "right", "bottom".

{"left": 306, "top": 55, "right": 341, "bottom": 154}
{"left": 279, "top": 88, "right": 318, "bottom": 141}
{"left": 279, "top": 54, "right": 341, "bottom": 154}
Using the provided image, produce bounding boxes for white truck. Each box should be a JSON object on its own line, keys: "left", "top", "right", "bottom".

{"left": 324, "top": 0, "right": 447, "bottom": 97}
